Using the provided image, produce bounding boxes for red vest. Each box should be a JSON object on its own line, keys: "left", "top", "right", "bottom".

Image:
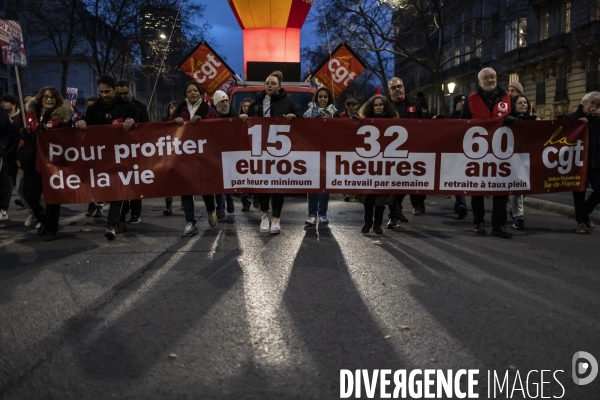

{"left": 468, "top": 91, "right": 511, "bottom": 120}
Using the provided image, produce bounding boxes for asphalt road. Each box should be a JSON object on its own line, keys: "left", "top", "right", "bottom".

{"left": 1, "top": 194, "right": 599, "bottom": 399}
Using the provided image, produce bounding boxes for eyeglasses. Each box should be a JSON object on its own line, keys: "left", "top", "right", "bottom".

{"left": 479, "top": 75, "right": 497, "bottom": 81}
{"left": 390, "top": 85, "right": 403, "bottom": 91}
{"left": 265, "top": 81, "right": 278, "bottom": 86}
{"left": 43, "top": 96, "right": 57, "bottom": 101}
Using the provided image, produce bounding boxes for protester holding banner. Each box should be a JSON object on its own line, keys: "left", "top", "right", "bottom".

{"left": 303, "top": 87, "right": 339, "bottom": 226}
{"left": 386, "top": 77, "right": 424, "bottom": 228}
{"left": 212, "top": 90, "right": 237, "bottom": 217}
{"left": 355, "top": 95, "right": 397, "bottom": 234}
{"left": 460, "top": 67, "right": 513, "bottom": 238}
{"left": 508, "top": 94, "right": 541, "bottom": 230}
{"left": 17, "top": 87, "right": 72, "bottom": 241}
{"left": 238, "top": 98, "right": 256, "bottom": 212}
{"left": 170, "top": 81, "right": 220, "bottom": 236}
{"left": 75, "top": 75, "right": 138, "bottom": 241}
{"left": 239, "top": 70, "right": 302, "bottom": 234}
{"left": 565, "top": 91, "right": 600, "bottom": 234}
{"left": 446, "top": 94, "right": 469, "bottom": 220}
{"left": 340, "top": 98, "right": 360, "bottom": 119}
{"left": 162, "top": 101, "right": 178, "bottom": 216}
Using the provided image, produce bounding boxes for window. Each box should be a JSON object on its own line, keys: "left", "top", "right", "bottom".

{"left": 540, "top": 12, "right": 549, "bottom": 40}
{"left": 475, "top": 39, "right": 482, "bottom": 58}
{"left": 563, "top": 3, "right": 571, "bottom": 33}
{"left": 455, "top": 49, "right": 461, "bottom": 67}
{"left": 505, "top": 18, "right": 527, "bottom": 52}
{"left": 509, "top": 73, "right": 519, "bottom": 84}
{"left": 536, "top": 71, "right": 546, "bottom": 105}
{"left": 465, "top": 45, "right": 471, "bottom": 62}
{"left": 587, "top": 56, "right": 600, "bottom": 92}
{"left": 555, "top": 64, "right": 568, "bottom": 102}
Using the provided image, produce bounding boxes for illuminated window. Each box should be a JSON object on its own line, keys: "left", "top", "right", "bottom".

{"left": 540, "top": 12, "right": 549, "bottom": 40}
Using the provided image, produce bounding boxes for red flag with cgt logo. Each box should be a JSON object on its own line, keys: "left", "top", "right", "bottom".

{"left": 179, "top": 42, "right": 235, "bottom": 96}
{"left": 312, "top": 42, "right": 367, "bottom": 98}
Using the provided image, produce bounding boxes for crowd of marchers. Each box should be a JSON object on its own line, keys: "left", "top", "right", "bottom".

{"left": 0, "top": 67, "right": 598, "bottom": 242}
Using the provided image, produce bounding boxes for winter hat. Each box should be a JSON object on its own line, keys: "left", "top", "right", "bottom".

{"left": 508, "top": 82, "right": 524, "bottom": 94}
{"left": 453, "top": 94, "right": 466, "bottom": 109}
{"left": 213, "top": 90, "right": 228, "bottom": 105}
{"left": 345, "top": 98, "right": 359, "bottom": 106}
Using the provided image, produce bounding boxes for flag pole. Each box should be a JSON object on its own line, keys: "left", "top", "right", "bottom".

{"left": 14, "top": 66, "right": 25, "bottom": 116}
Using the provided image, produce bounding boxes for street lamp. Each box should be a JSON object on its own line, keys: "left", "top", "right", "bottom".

{"left": 447, "top": 82, "right": 456, "bottom": 94}
{"left": 160, "top": 33, "right": 166, "bottom": 39}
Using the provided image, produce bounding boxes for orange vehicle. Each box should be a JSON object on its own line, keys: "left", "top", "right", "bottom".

{"left": 229, "top": 79, "right": 316, "bottom": 115}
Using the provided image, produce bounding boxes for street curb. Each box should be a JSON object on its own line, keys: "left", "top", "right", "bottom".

{"left": 524, "top": 197, "right": 600, "bottom": 224}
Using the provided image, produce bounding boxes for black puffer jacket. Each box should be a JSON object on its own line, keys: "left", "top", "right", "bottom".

{"left": 0, "top": 107, "right": 17, "bottom": 160}
{"left": 564, "top": 104, "right": 600, "bottom": 168}
{"left": 247, "top": 88, "right": 302, "bottom": 118}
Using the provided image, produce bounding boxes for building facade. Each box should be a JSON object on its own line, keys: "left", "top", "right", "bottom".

{"left": 397, "top": 0, "right": 600, "bottom": 119}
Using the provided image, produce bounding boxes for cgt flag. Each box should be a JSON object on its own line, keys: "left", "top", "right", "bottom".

{"left": 179, "top": 42, "right": 235, "bottom": 96}
{"left": 312, "top": 42, "right": 366, "bottom": 98}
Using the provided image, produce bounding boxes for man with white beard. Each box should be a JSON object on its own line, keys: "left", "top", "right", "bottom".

{"left": 212, "top": 90, "right": 238, "bottom": 215}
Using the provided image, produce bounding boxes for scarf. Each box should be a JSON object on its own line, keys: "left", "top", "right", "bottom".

{"left": 303, "top": 102, "right": 338, "bottom": 118}
{"left": 186, "top": 98, "right": 202, "bottom": 118}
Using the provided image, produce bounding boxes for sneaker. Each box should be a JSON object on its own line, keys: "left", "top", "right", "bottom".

{"left": 386, "top": 218, "right": 397, "bottom": 229}
{"left": 305, "top": 215, "right": 317, "bottom": 225}
{"left": 35, "top": 222, "right": 41, "bottom": 229}
{"left": 270, "top": 217, "right": 281, "bottom": 234}
{"left": 319, "top": 216, "right": 329, "bottom": 224}
{"left": 412, "top": 208, "right": 421, "bottom": 215}
{"left": 252, "top": 199, "right": 260, "bottom": 208}
{"left": 344, "top": 195, "right": 352, "bottom": 202}
{"left": 457, "top": 208, "right": 468, "bottom": 220}
{"left": 24, "top": 214, "right": 35, "bottom": 227}
{"left": 512, "top": 218, "right": 524, "bottom": 229}
{"left": 182, "top": 222, "right": 198, "bottom": 236}
{"left": 576, "top": 223, "right": 590, "bottom": 234}
{"left": 474, "top": 222, "right": 486, "bottom": 235}
{"left": 226, "top": 199, "right": 235, "bottom": 213}
{"left": 15, "top": 199, "right": 24, "bottom": 208}
{"left": 92, "top": 205, "right": 103, "bottom": 218}
{"left": 43, "top": 231, "right": 56, "bottom": 241}
{"left": 208, "top": 210, "right": 217, "bottom": 227}
{"left": 216, "top": 210, "right": 226, "bottom": 219}
{"left": 104, "top": 227, "right": 116, "bottom": 241}
{"left": 37, "top": 223, "right": 47, "bottom": 236}
{"left": 163, "top": 208, "right": 172, "bottom": 216}
{"left": 85, "top": 203, "right": 96, "bottom": 217}
{"left": 396, "top": 211, "right": 409, "bottom": 223}
{"left": 419, "top": 205, "right": 426, "bottom": 214}
{"left": 128, "top": 215, "right": 142, "bottom": 224}
{"left": 585, "top": 218, "right": 595, "bottom": 230}
{"left": 260, "top": 212, "right": 270, "bottom": 232}
{"left": 0, "top": 209, "right": 7, "bottom": 220}
{"left": 241, "top": 204, "right": 250, "bottom": 212}
{"left": 491, "top": 225, "right": 512, "bottom": 238}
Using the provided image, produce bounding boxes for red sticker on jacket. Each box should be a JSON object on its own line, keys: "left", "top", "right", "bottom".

{"left": 112, "top": 118, "right": 124, "bottom": 125}
{"left": 407, "top": 106, "right": 416, "bottom": 113}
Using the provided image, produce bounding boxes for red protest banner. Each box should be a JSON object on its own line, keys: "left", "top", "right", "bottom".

{"left": 37, "top": 119, "right": 588, "bottom": 204}
{"left": 312, "top": 43, "right": 367, "bottom": 98}
{"left": 179, "top": 42, "right": 235, "bottom": 95}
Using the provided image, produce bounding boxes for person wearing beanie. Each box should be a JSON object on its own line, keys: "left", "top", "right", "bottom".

{"left": 448, "top": 94, "right": 466, "bottom": 119}
{"left": 507, "top": 82, "right": 524, "bottom": 97}
{"left": 211, "top": 90, "right": 237, "bottom": 216}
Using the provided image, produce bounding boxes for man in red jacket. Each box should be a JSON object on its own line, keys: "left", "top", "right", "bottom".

{"left": 460, "top": 67, "right": 514, "bottom": 238}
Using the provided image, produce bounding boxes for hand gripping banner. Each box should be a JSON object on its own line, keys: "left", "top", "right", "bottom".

{"left": 37, "top": 119, "right": 588, "bottom": 204}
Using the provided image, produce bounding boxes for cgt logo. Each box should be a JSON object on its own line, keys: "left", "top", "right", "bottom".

{"left": 572, "top": 351, "right": 598, "bottom": 385}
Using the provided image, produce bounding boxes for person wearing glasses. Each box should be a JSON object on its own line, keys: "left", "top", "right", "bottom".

{"left": 17, "top": 87, "right": 73, "bottom": 241}
{"left": 239, "top": 70, "right": 302, "bottom": 234}
{"left": 355, "top": 95, "right": 398, "bottom": 234}
{"left": 386, "top": 77, "right": 424, "bottom": 229}
{"left": 460, "top": 67, "right": 514, "bottom": 238}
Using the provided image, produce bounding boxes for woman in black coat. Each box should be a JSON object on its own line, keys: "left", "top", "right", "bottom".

{"left": 17, "top": 87, "right": 73, "bottom": 241}
{"left": 239, "top": 70, "right": 302, "bottom": 234}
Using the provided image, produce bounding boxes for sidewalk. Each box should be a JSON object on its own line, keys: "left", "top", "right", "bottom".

{"left": 525, "top": 192, "right": 600, "bottom": 224}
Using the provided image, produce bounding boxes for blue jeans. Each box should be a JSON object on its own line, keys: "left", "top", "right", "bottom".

{"left": 454, "top": 195, "right": 467, "bottom": 213}
{"left": 215, "top": 194, "right": 234, "bottom": 211}
{"left": 307, "top": 193, "right": 329, "bottom": 217}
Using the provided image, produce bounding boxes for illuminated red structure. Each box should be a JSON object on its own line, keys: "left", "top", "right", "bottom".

{"left": 227, "top": 0, "right": 312, "bottom": 75}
